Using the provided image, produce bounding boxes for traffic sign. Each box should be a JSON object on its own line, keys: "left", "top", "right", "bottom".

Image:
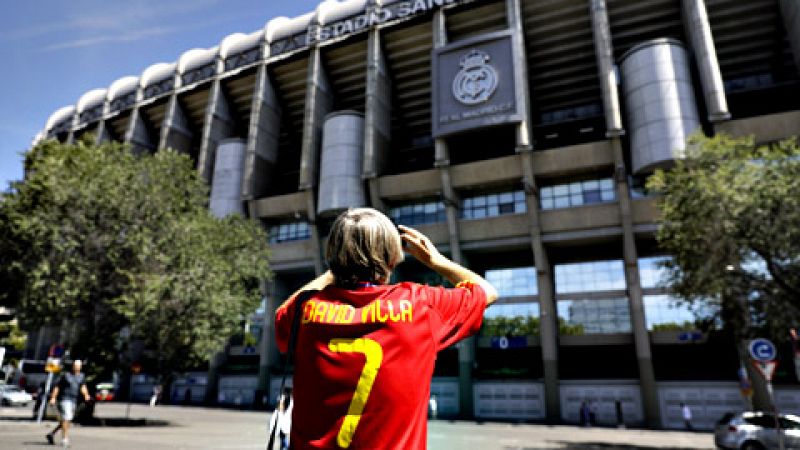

{"left": 749, "top": 338, "right": 777, "bottom": 362}
{"left": 49, "top": 344, "right": 65, "bottom": 358}
{"left": 752, "top": 359, "right": 778, "bottom": 381}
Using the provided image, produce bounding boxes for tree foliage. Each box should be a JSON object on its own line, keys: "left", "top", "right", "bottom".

{"left": 647, "top": 133, "right": 800, "bottom": 339}
{"left": 0, "top": 138, "right": 270, "bottom": 381}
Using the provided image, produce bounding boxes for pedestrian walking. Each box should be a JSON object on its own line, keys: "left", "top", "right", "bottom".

{"left": 429, "top": 394, "right": 438, "bottom": 419}
{"left": 580, "top": 401, "right": 591, "bottom": 427}
{"left": 681, "top": 402, "right": 693, "bottom": 431}
{"left": 150, "top": 384, "right": 162, "bottom": 407}
{"left": 46, "top": 360, "right": 91, "bottom": 447}
{"left": 268, "top": 389, "right": 293, "bottom": 450}
{"left": 275, "top": 208, "right": 498, "bottom": 449}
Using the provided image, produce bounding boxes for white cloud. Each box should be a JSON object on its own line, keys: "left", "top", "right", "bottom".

{"left": 4, "top": 0, "right": 224, "bottom": 43}
{"left": 40, "top": 26, "right": 183, "bottom": 51}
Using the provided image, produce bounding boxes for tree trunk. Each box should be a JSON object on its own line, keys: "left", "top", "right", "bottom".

{"left": 737, "top": 340, "right": 772, "bottom": 411}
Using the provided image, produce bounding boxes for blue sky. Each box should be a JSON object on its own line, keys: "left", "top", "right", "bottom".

{"left": 0, "top": 0, "right": 322, "bottom": 191}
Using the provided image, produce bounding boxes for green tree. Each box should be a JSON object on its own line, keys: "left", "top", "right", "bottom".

{"left": 0, "top": 138, "right": 270, "bottom": 385}
{"left": 0, "top": 317, "right": 27, "bottom": 351}
{"left": 647, "top": 133, "right": 800, "bottom": 339}
{"left": 648, "top": 133, "right": 800, "bottom": 410}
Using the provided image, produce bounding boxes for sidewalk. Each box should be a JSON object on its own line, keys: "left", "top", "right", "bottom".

{"left": 0, "top": 403, "right": 716, "bottom": 449}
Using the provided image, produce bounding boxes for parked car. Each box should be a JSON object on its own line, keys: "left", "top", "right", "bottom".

{"left": 0, "top": 384, "right": 34, "bottom": 406}
{"left": 12, "top": 360, "right": 48, "bottom": 396}
{"left": 94, "top": 382, "right": 116, "bottom": 402}
{"left": 715, "top": 411, "right": 800, "bottom": 449}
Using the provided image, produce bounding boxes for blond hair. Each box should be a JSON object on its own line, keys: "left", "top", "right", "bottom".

{"left": 326, "top": 208, "right": 404, "bottom": 288}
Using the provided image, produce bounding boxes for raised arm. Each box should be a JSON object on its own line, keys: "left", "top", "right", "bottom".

{"left": 398, "top": 225, "right": 498, "bottom": 306}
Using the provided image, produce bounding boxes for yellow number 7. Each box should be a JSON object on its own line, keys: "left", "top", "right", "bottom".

{"left": 328, "top": 338, "right": 383, "bottom": 449}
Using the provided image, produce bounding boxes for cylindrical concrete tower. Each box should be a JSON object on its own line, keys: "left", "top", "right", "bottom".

{"left": 209, "top": 138, "right": 247, "bottom": 218}
{"left": 317, "top": 111, "right": 366, "bottom": 216}
{"left": 621, "top": 39, "right": 701, "bottom": 174}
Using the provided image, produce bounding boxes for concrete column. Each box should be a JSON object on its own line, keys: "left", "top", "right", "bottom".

{"left": 299, "top": 48, "right": 334, "bottom": 191}
{"left": 95, "top": 99, "right": 112, "bottom": 144}
{"left": 124, "top": 108, "right": 156, "bottom": 154}
{"left": 505, "top": 0, "right": 561, "bottom": 422}
{"left": 242, "top": 64, "right": 282, "bottom": 200}
{"left": 609, "top": 138, "right": 660, "bottom": 428}
{"left": 95, "top": 121, "right": 112, "bottom": 144}
{"left": 197, "top": 79, "right": 237, "bottom": 183}
{"left": 66, "top": 114, "right": 78, "bottom": 144}
{"left": 158, "top": 94, "right": 194, "bottom": 153}
{"left": 363, "top": 28, "right": 392, "bottom": 210}
{"left": 780, "top": 0, "right": 800, "bottom": 73}
{"left": 589, "top": 0, "right": 625, "bottom": 136}
{"left": 432, "top": 9, "right": 473, "bottom": 418}
{"left": 306, "top": 189, "right": 325, "bottom": 275}
{"left": 209, "top": 138, "right": 247, "bottom": 218}
{"left": 682, "top": 0, "right": 731, "bottom": 122}
{"left": 301, "top": 47, "right": 334, "bottom": 275}
{"left": 257, "top": 278, "right": 289, "bottom": 404}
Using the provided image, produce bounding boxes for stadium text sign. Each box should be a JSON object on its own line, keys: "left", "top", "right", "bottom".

{"left": 271, "top": 0, "right": 470, "bottom": 56}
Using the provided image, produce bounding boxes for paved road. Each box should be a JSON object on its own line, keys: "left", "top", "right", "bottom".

{"left": 0, "top": 403, "right": 716, "bottom": 449}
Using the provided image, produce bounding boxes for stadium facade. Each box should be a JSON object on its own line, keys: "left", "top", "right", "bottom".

{"left": 34, "top": 0, "right": 800, "bottom": 429}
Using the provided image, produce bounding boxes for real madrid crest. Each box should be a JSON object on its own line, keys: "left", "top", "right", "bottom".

{"left": 452, "top": 49, "right": 498, "bottom": 105}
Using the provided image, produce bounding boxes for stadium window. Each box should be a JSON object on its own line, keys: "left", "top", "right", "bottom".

{"left": 556, "top": 298, "right": 631, "bottom": 335}
{"left": 462, "top": 190, "right": 526, "bottom": 219}
{"left": 643, "top": 294, "right": 698, "bottom": 332}
{"left": 388, "top": 200, "right": 446, "bottom": 226}
{"left": 268, "top": 221, "right": 311, "bottom": 244}
{"left": 540, "top": 178, "right": 615, "bottom": 210}
{"left": 637, "top": 256, "right": 672, "bottom": 289}
{"left": 485, "top": 267, "right": 537, "bottom": 297}
{"left": 482, "top": 302, "right": 540, "bottom": 338}
{"left": 554, "top": 260, "right": 626, "bottom": 294}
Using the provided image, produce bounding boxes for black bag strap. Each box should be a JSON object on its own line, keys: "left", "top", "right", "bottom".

{"left": 267, "top": 289, "right": 317, "bottom": 450}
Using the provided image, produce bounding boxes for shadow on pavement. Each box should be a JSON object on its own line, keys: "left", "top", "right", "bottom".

{"left": 547, "top": 443, "right": 699, "bottom": 450}
{"left": 79, "top": 417, "right": 171, "bottom": 427}
{"left": 0, "top": 416, "right": 171, "bottom": 427}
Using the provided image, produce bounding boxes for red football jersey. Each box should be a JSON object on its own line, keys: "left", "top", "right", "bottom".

{"left": 275, "top": 281, "right": 486, "bottom": 450}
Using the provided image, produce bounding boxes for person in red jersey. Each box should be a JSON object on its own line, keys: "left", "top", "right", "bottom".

{"left": 275, "top": 207, "right": 498, "bottom": 450}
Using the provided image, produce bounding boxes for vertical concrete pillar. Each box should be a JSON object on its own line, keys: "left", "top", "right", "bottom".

{"left": 209, "top": 138, "right": 247, "bottom": 218}
{"left": 95, "top": 99, "right": 112, "bottom": 144}
{"left": 620, "top": 40, "right": 700, "bottom": 174}
{"left": 198, "top": 79, "right": 237, "bottom": 183}
{"left": 257, "top": 278, "right": 289, "bottom": 404}
{"left": 506, "top": 0, "right": 561, "bottom": 422}
{"left": 242, "top": 64, "right": 282, "bottom": 200}
{"left": 66, "top": 113, "right": 78, "bottom": 145}
{"left": 95, "top": 121, "right": 112, "bottom": 144}
{"left": 363, "top": 28, "right": 392, "bottom": 210}
{"left": 589, "top": 0, "right": 625, "bottom": 136}
{"left": 432, "top": 9, "right": 473, "bottom": 418}
{"left": 317, "top": 112, "right": 366, "bottom": 216}
{"left": 682, "top": 0, "right": 731, "bottom": 122}
{"left": 780, "top": 0, "right": 800, "bottom": 73}
{"left": 159, "top": 94, "right": 194, "bottom": 153}
{"left": 299, "top": 48, "right": 334, "bottom": 192}
{"left": 124, "top": 108, "right": 156, "bottom": 154}
{"left": 301, "top": 46, "right": 334, "bottom": 275}
{"left": 610, "top": 138, "right": 661, "bottom": 428}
